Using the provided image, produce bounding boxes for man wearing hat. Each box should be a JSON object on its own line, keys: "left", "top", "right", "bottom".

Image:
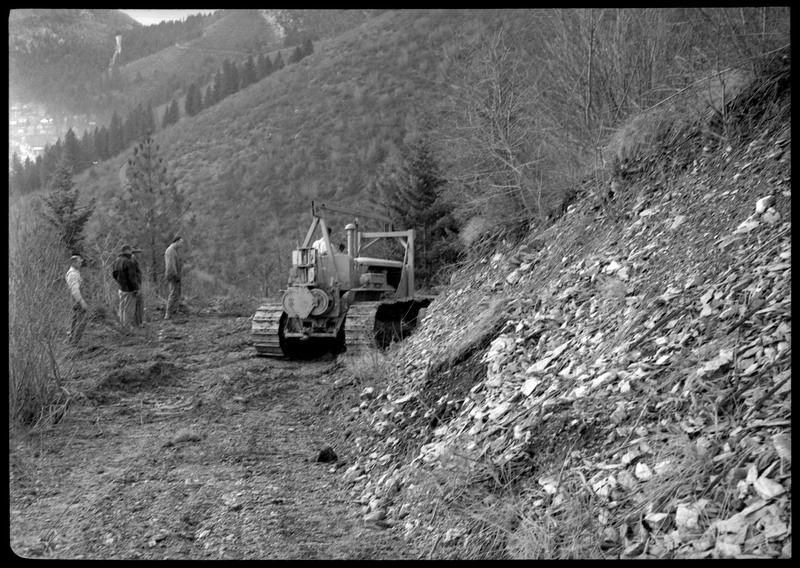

{"left": 163, "top": 236, "right": 184, "bottom": 320}
{"left": 131, "top": 246, "right": 144, "bottom": 326}
{"left": 112, "top": 244, "right": 140, "bottom": 329}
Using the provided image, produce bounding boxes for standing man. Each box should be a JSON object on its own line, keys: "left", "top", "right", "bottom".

{"left": 112, "top": 244, "right": 139, "bottom": 329}
{"left": 164, "top": 236, "right": 184, "bottom": 320}
{"left": 131, "top": 246, "right": 144, "bottom": 326}
{"left": 312, "top": 225, "right": 333, "bottom": 255}
{"left": 65, "top": 255, "right": 89, "bottom": 345}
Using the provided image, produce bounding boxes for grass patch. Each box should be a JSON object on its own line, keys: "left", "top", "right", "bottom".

{"left": 339, "top": 348, "right": 394, "bottom": 389}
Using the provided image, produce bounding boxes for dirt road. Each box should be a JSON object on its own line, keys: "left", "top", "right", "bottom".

{"left": 10, "top": 307, "right": 420, "bottom": 559}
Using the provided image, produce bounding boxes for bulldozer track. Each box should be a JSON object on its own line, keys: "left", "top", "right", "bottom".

{"left": 343, "top": 301, "right": 381, "bottom": 355}
{"left": 251, "top": 300, "right": 285, "bottom": 357}
{"left": 253, "top": 297, "right": 432, "bottom": 358}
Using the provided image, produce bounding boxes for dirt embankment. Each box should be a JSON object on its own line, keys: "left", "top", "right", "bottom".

{"left": 10, "top": 310, "right": 420, "bottom": 560}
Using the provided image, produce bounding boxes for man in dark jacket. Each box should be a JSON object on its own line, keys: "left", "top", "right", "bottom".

{"left": 112, "top": 244, "right": 139, "bottom": 328}
{"left": 131, "top": 246, "right": 144, "bottom": 326}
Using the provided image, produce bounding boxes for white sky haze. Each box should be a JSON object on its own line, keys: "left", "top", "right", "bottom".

{"left": 119, "top": 10, "right": 218, "bottom": 26}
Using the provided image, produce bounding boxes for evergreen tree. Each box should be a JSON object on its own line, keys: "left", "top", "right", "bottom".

{"left": 170, "top": 99, "right": 180, "bottom": 124}
{"left": 290, "top": 45, "right": 304, "bottom": 64}
{"left": 162, "top": 99, "right": 180, "bottom": 128}
{"left": 273, "top": 51, "right": 285, "bottom": 71}
{"left": 62, "top": 128, "right": 84, "bottom": 172}
{"left": 36, "top": 156, "right": 95, "bottom": 255}
{"left": 80, "top": 129, "right": 95, "bottom": 167}
{"left": 241, "top": 56, "right": 257, "bottom": 89}
{"left": 374, "top": 135, "right": 458, "bottom": 286}
{"left": 144, "top": 102, "right": 157, "bottom": 133}
{"left": 118, "top": 133, "right": 192, "bottom": 282}
{"left": 15, "top": 154, "right": 38, "bottom": 194}
{"left": 213, "top": 69, "right": 224, "bottom": 102}
{"left": 185, "top": 83, "right": 202, "bottom": 117}
{"left": 222, "top": 59, "right": 240, "bottom": 97}
{"left": 39, "top": 139, "right": 62, "bottom": 189}
{"left": 302, "top": 37, "right": 314, "bottom": 57}
{"left": 185, "top": 84, "right": 196, "bottom": 117}
{"left": 257, "top": 52, "right": 273, "bottom": 79}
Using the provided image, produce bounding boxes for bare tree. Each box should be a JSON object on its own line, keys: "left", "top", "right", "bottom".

{"left": 440, "top": 17, "right": 559, "bottom": 225}
{"left": 435, "top": 8, "right": 790, "bottom": 235}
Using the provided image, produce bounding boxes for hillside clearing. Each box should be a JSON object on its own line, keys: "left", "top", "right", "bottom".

{"left": 9, "top": 311, "right": 420, "bottom": 559}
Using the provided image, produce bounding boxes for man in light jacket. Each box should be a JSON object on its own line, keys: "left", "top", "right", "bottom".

{"left": 312, "top": 225, "right": 333, "bottom": 255}
{"left": 65, "top": 255, "right": 89, "bottom": 345}
{"left": 164, "top": 236, "right": 184, "bottom": 320}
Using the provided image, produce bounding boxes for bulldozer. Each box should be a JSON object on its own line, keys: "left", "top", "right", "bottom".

{"left": 251, "top": 201, "right": 433, "bottom": 358}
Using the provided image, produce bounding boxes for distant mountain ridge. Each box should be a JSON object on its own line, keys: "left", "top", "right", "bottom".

{"left": 258, "top": 8, "right": 387, "bottom": 46}
{"left": 8, "top": 8, "right": 384, "bottom": 115}
{"left": 9, "top": 9, "right": 140, "bottom": 106}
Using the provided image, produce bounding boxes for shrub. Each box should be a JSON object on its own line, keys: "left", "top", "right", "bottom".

{"left": 9, "top": 198, "right": 72, "bottom": 427}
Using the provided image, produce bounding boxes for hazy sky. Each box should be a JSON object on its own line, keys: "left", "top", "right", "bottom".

{"left": 119, "top": 9, "right": 218, "bottom": 26}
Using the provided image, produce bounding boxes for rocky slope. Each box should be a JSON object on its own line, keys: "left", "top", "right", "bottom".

{"left": 335, "top": 65, "right": 791, "bottom": 559}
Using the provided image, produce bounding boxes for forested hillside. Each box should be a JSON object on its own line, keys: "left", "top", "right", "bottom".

{"left": 114, "top": 12, "right": 216, "bottom": 67}
{"left": 9, "top": 9, "right": 140, "bottom": 112}
{"left": 67, "top": 8, "right": 789, "bottom": 299}
{"left": 77, "top": 9, "right": 483, "bottom": 295}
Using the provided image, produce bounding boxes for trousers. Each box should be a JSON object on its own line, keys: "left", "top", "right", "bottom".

{"left": 118, "top": 290, "right": 136, "bottom": 327}
{"left": 134, "top": 290, "right": 144, "bottom": 325}
{"left": 165, "top": 278, "right": 181, "bottom": 318}
{"left": 69, "top": 303, "right": 88, "bottom": 345}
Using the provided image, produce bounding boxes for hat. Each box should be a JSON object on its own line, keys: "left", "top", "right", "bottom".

{"left": 131, "top": 246, "right": 143, "bottom": 253}
{"left": 121, "top": 244, "right": 132, "bottom": 253}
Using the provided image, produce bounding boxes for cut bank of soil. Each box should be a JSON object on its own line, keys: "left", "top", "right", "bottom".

{"left": 9, "top": 310, "right": 421, "bottom": 560}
